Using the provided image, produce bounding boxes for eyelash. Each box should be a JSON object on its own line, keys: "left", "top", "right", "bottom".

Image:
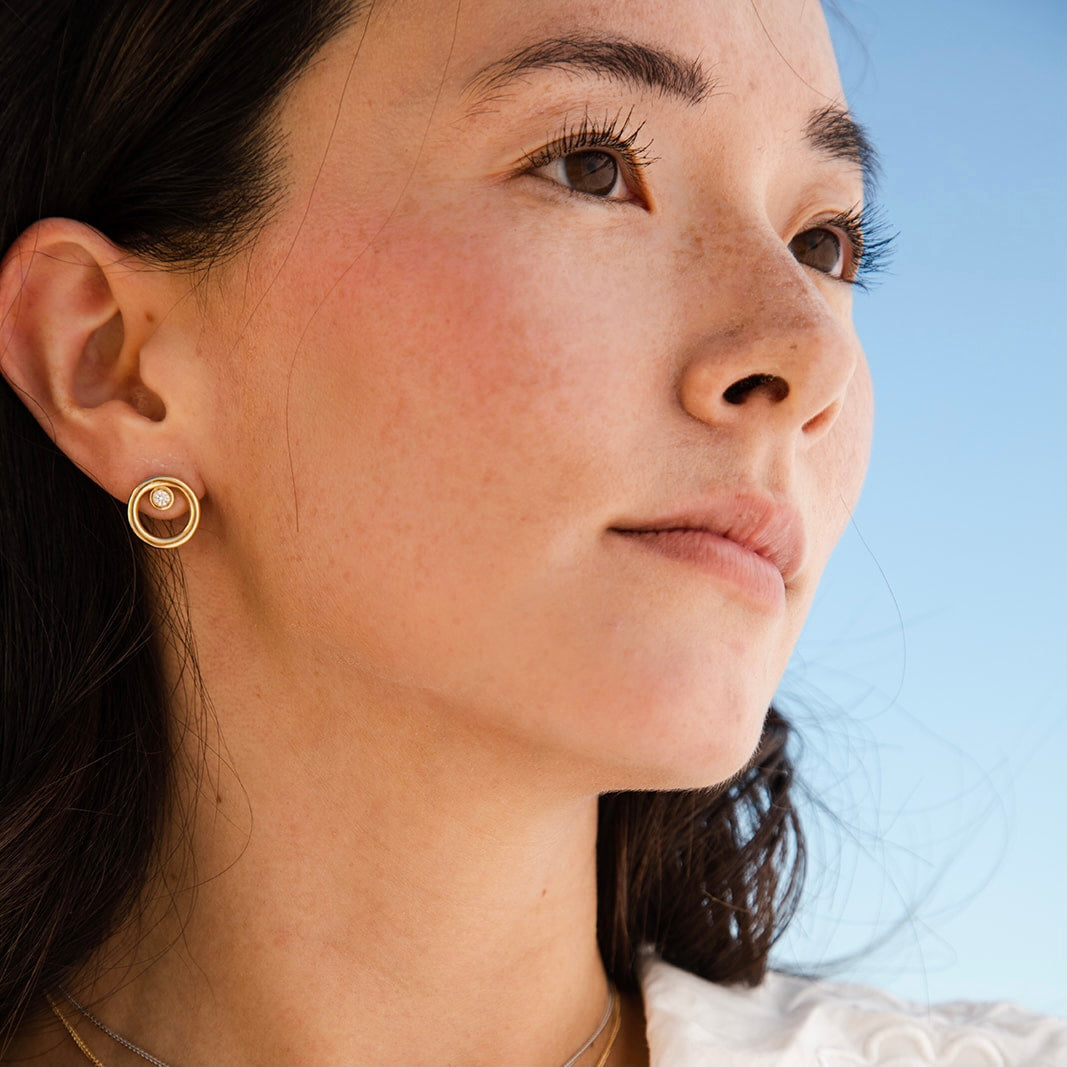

{"left": 814, "top": 203, "right": 897, "bottom": 288}
{"left": 519, "top": 108, "right": 656, "bottom": 202}
{"left": 519, "top": 113, "right": 896, "bottom": 287}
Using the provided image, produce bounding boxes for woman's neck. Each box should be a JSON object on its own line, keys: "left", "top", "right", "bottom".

{"left": 59, "top": 648, "right": 629, "bottom": 1065}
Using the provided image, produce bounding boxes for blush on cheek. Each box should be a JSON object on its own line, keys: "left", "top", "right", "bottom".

{"left": 311, "top": 219, "right": 630, "bottom": 459}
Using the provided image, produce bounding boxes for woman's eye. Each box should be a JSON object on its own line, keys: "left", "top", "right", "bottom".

{"left": 789, "top": 227, "right": 846, "bottom": 278}
{"left": 532, "top": 149, "right": 631, "bottom": 200}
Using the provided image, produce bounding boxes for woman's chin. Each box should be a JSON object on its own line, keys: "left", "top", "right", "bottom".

{"left": 576, "top": 655, "right": 785, "bottom": 792}
{"left": 595, "top": 703, "right": 773, "bottom": 795}
{"left": 492, "top": 676, "right": 779, "bottom": 796}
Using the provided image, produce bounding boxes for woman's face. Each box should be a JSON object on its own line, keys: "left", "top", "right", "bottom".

{"left": 194, "top": 0, "right": 873, "bottom": 788}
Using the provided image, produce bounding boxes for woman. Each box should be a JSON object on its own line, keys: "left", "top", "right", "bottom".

{"left": 0, "top": 1, "right": 1061, "bottom": 1064}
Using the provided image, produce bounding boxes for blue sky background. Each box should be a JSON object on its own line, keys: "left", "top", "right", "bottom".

{"left": 771, "top": 1, "right": 1065, "bottom": 1016}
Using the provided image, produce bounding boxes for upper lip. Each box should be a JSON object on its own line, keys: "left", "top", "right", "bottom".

{"left": 611, "top": 491, "right": 806, "bottom": 583}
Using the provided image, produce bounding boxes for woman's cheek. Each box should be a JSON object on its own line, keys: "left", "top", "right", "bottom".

{"left": 312, "top": 218, "right": 647, "bottom": 454}
{"left": 798, "top": 353, "right": 873, "bottom": 591}
{"left": 833, "top": 354, "right": 874, "bottom": 518}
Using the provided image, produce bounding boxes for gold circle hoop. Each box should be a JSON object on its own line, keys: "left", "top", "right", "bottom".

{"left": 127, "top": 477, "right": 201, "bottom": 549}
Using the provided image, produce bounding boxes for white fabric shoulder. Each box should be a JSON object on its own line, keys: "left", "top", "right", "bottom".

{"left": 639, "top": 955, "right": 1067, "bottom": 1067}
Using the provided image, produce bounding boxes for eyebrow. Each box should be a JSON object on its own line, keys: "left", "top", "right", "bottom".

{"left": 464, "top": 34, "right": 715, "bottom": 110}
{"left": 805, "top": 104, "right": 881, "bottom": 197}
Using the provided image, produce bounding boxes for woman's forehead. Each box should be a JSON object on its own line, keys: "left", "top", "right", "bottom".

{"left": 364, "top": 0, "right": 842, "bottom": 102}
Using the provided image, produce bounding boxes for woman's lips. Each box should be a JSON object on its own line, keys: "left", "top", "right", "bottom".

{"left": 609, "top": 494, "right": 805, "bottom": 609}
{"left": 613, "top": 527, "right": 786, "bottom": 606}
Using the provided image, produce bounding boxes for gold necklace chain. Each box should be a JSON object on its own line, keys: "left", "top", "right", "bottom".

{"left": 53, "top": 988, "right": 171, "bottom": 1067}
{"left": 45, "top": 993, "right": 104, "bottom": 1067}
{"left": 47, "top": 982, "right": 624, "bottom": 1067}
{"left": 593, "top": 987, "right": 623, "bottom": 1067}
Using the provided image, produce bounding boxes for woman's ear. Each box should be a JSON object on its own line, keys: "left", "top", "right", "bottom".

{"left": 0, "top": 218, "right": 204, "bottom": 509}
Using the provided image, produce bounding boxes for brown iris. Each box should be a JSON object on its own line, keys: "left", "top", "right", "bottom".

{"left": 788, "top": 228, "right": 844, "bottom": 276}
{"left": 562, "top": 150, "right": 619, "bottom": 197}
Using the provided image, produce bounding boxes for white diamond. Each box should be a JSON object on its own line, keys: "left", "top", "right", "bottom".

{"left": 150, "top": 487, "right": 174, "bottom": 510}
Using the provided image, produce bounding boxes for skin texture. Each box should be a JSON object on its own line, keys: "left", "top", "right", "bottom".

{"left": 0, "top": 0, "right": 872, "bottom": 1063}
{"left": 194, "top": 0, "right": 870, "bottom": 791}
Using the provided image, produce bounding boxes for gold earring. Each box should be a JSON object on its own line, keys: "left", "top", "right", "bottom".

{"left": 127, "top": 476, "right": 201, "bottom": 549}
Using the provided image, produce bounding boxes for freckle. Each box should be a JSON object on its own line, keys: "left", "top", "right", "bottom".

{"left": 145, "top": 311, "right": 155, "bottom": 323}
{"left": 682, "top": 225, "right": 705, "bottom": 257}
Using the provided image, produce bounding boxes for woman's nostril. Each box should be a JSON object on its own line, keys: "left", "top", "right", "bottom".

{"left": 722, "top": 373, "right": 790, "bottom": 405}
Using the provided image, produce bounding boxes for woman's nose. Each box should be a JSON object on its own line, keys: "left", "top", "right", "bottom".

{"left": 676, "top": 247, "right": 859, "bottom": 446}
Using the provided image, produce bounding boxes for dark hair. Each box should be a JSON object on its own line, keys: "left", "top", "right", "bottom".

{"left": 0, "top": 0, "right": 804, "bottom": 1051}
{"left": 599, "top": 709, "right": 803, "bottom": 991}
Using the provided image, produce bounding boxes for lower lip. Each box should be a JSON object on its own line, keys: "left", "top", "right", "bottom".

{"left": 612, "top": 528, "right": 786, "bottom": 608}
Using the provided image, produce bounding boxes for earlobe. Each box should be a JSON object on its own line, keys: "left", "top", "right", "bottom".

{"left": 0, "top": 218, "right": 201, "bottom": 506}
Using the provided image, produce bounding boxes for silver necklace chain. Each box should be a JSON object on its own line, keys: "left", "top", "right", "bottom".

{"left": 561, "top": 983, "right": 616, "bottom": 1067}
{"left": 58, "top": 987, "right": 171, "bottom": 1067}
{"left": 59, "top": 981, "right": 615, "bottom": 1067}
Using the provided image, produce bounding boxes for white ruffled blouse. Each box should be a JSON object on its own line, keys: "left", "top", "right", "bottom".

{"left": 639, "top": 956, "right": 1067, "bottom": 1066}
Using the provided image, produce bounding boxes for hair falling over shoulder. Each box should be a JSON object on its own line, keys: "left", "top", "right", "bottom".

{"left": 0, "top": 1, "right": 805, "bottom": 1051}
